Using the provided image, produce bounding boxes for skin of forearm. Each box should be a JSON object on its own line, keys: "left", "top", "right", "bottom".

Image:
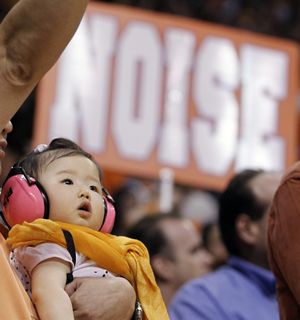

{"left": 0, "top": 0, "right": 88, "bottom": 129}
{"left": 33, "top": 286, "right": 74, "bottom": 320}
{"left": 1, "top": 0, "right": 89, "bottom": 86}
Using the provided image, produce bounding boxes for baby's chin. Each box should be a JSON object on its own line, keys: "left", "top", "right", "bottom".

{"left": 75, "top": 219, "right": 101, "bottom": 231}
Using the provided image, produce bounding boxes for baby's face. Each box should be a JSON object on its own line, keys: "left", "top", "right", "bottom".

{"left": 39, "top": 155, "right": 104, "bottom": 230}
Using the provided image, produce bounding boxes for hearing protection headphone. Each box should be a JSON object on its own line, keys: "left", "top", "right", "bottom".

{"left": 0, "top": 166, "right": 116, "bottom": 233}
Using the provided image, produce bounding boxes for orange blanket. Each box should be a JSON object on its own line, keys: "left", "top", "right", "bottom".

{"left": 7, "top": 219, "right": 169, "bottom": 320}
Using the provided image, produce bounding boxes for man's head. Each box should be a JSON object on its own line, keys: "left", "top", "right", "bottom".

{"left": 127, "top": 213, "right": 213, "bottom": 305}
{"left": 219, "top": 169, "right": 281, "bottom": 268}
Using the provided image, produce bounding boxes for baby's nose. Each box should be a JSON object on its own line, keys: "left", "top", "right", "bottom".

{"left": 78, "top": 189, "right": 90, "bottom": 199}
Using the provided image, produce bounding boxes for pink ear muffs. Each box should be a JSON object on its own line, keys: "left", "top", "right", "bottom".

{"left": 100, "top": 188, "right": 116, "bottom": 233}
{"left": 0, "top": 167, "right": 116, "bottom": 233}
{"left": 0, "top": 167, "right": 49, "bottom": 228}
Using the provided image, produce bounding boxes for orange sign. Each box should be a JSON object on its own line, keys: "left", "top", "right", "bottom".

{"left": 34, "top": 2, "right": 299, "bottom": 190}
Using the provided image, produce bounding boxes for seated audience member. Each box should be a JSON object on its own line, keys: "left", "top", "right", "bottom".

{"left": 127, "top": 213, "right": 213, "bottom": 306}
{"left": 169, "top": 169, "right": 281, "bottom": 320}
{"left": 268, "top": 161, "right": 300, "bottom": 319}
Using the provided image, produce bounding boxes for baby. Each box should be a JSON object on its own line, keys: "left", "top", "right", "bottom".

{"left": 1, "top": 137, "right": 168, "bottom": 320}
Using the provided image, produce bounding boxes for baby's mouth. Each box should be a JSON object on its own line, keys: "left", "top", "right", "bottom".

{"left": 78, "top": 201, "right": 91, "bottom": 216}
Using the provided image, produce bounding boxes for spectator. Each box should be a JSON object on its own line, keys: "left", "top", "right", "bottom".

{"left": 127, "top": 213, "right": 213, "bottom": 305}
{"left": 169, "top": 169, "right": 281, "bottom": 320}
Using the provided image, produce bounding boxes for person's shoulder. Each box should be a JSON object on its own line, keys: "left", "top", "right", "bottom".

{"left": 188, "top": 264, "right": 232, "bottom": 285}
{"left": 171, "top": 267, "right": 223, "bottom": 297}
{"left": 169, "top": 269, "right": 228, "bottom": 320}
{"left": 173, "top": 264, "right": 239, "bottom": 300}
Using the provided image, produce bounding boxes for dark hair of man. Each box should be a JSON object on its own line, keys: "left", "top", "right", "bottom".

{"left": 126, "top": 213, "right": 181, "bottom": 262}
{"left": 202, "top": 222, "right": 215, "bottom": 249}
{"left": 16, "top": 137, "right": 102, "bottom": 181}
{"left": 219, "top": 169, "right": 268, "bottom": 256}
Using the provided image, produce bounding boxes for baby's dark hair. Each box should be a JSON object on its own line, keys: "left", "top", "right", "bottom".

{"left": 17, "top": 137, "right": 102, "bottom": 181}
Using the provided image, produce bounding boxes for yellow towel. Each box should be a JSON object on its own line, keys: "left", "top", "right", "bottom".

{"left": 7, "top": 219, "right": 169, "bottom": 320}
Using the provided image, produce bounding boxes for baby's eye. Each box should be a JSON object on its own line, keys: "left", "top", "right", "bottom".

{"left": 62, "top": 178, "right": 73, "bottom": 185}
{"left": 90, "top": 185, "right": 99, "bottom": 193}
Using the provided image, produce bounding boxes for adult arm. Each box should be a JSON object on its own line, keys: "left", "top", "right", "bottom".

{"left": 65, "top": 277, "right": 136, "bottom": 320}
{"left": 0, "top": 0, "right": 88, "bottom": 130}
{"left": 31, "top": 259, "right": 74, "bottom": 320}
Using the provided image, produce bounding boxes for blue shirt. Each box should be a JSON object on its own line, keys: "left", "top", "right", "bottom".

{"left": 169, "top": 256, "right": 279, "bottom": 320}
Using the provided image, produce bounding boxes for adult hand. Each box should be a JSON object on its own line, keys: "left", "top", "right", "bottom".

{"left": 65, "top": 277, "right": 136, "bottom": 320}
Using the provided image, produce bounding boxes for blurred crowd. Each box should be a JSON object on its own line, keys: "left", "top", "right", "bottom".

{"left": 0, "top": 1, "right": 296, "bottom": 316}
{"left": 2, "top": 0, "right": 300, "bottom": 41}
{"left": 100, "top": 0, "right": 300, "bottom": 42}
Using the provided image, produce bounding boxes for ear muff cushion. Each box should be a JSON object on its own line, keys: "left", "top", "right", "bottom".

{"left": 100, "top": 196, "right": 116, "bottom": 233}
{"left": 0, "top": 172, "right": 49, "bottom": 228}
